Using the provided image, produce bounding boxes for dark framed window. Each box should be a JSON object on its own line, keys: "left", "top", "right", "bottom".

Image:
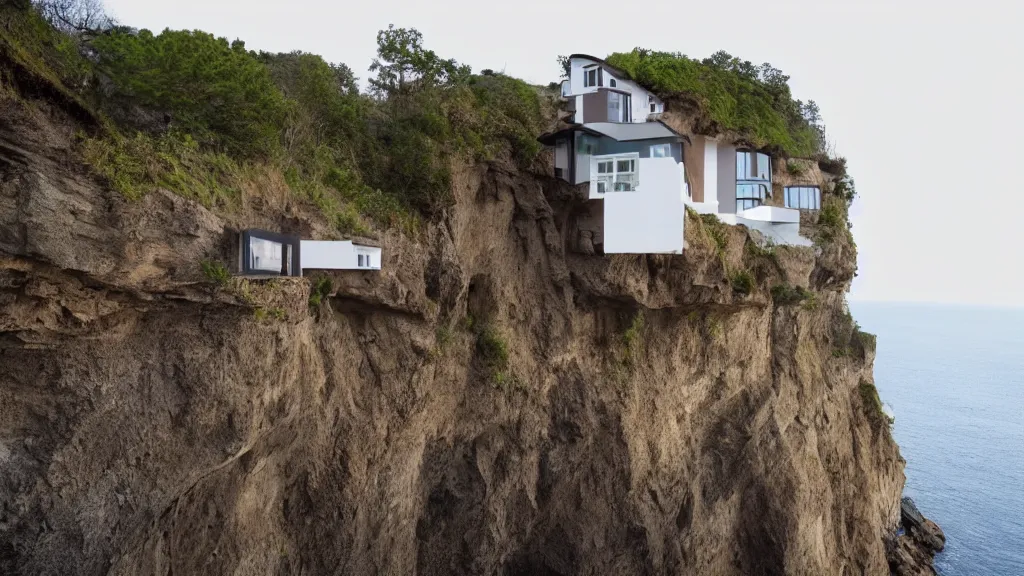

{"left": 609, "top": 78, "right": 617, "bottom": 88}
{"left": 784, "top": 186, "right": 821, "bottom": 210}
{"left": 584, "top": 68, "right": 598, "bottom": 87}
{"left": 239, "top": 229, "right": 301, "bottom": 277}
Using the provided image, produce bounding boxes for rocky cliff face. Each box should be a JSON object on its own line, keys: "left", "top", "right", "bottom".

{"left": 1, "top": 78, "right": 909, "bottom": 575}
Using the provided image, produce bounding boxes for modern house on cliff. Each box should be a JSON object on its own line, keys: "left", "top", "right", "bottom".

{"left": 238, "top": 229, "right": 382, "bottom": 277}
{"left": 543, "top": 54, "right": 818, "bottom": 252}
{"left": 539, "top": 120, "right": 688, "bottom": 254}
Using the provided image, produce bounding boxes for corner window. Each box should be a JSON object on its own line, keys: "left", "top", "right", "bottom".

{"left": 736, "top": 150, "right": 771, "bottom": 211}
{"left": 784, "top": 186, "right": 821, "bottom": 210}
{"left": 577, "top": 134, "right": 599, "bottom": 155}
{"left": 650, "top": 144, "right": 671, "bottom": 158}
{"left": 240, "top": 229, "right": 301, "bottom": 276}
{"left": 584, "top": 68, "right": 598, "bottom": 88}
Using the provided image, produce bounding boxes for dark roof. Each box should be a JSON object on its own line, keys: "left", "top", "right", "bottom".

{"left": 538, "top": 121, "right": 690, "bottom": 146}
{"left": 569, "top": 54, "right": 632, "bottom": 81}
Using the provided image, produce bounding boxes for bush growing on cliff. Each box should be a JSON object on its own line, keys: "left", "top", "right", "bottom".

{"left": 771, "top": 284, "right": 812, "bottom": 306}
{"left": 476, "top": 324, "right": 509, "bottom": 372}
{"left": 605, "top": 49, "right": 823, "bottom": 156}
{"left": 92, "top": 29, "right": 288, "bottom": 158}
{"left": 200, "top": 259, "right": 230, "bottom": 285}
{"left": 730, "top": 270, "right": 755, "bottom": 296}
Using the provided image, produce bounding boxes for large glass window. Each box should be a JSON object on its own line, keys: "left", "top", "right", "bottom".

{"left": 594, "top": 155, "right": 638, "bottom": 193}
{"left": 784, "top": 186, "right": 821, "bottom": 210}
{"left": 736, "top": 150, "right": 772, "bottom": 211}
{"left": 607, "top": 92, "right": 630, "bottom": 122}
{"left": 250, "top": 237, "right": 284, "bottom": 273}
{"left": 650, "top": 143, "right": 671, "bottom": 158}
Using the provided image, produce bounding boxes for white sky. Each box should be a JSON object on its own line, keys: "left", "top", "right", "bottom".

{"left": 103, "top": 0, "right": 1024, "bottom": 308}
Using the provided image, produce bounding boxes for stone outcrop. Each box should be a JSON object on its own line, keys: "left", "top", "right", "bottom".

{"left": 0, "top": 66, "right": 920, "bottom": 575}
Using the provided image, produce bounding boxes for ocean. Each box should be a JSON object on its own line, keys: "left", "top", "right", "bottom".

{"left": 851, "top": 302, "right": 1024, "bottom": 575}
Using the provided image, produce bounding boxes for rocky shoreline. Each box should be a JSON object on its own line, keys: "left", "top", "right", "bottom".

{"left": 888, "top": 497, "right": 946, "bottom": 575}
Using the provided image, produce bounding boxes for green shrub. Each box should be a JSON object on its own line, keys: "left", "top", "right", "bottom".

{"left": 771, "top": 284, "right": 812, "bottom": 306}
{"left": 816, "top": 201, "right": 852, "bottom": 244}
{"left": 700, "top": 213, "right": 729, "bottom": 253}
{"left": 201, "top": 259, "right": 230, "bottom": 285}
{"left": 476, "top": 324, "right": 509, "bottom": 372}
{"left": 730, "top": 270, "right": 755, "bottom": 296}
{"left": 308, "top": 275, "right": 333, "bottom": 308}
{"left": 605, "top": 49, "right": 823, "bottom": 156}
{"left": 858, "top": 379, "right": 890, "bottom": 428}
{"left": 91, "top": 29, "right": 288, "bottom": 158}
{"left": 622, "top": 311, "right": 645, "bottom": 365}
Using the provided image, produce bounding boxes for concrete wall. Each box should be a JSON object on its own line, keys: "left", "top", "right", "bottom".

{"left": 704, "top": 139, "right": 719, "bottom": 208}
{"left": 301, "top": 241, "right": 382, "bottom": 271}
{"left": 602, "top": 157, "right": 685, "bottom": 254}
{"left": 717, "top": 143, "right": 737, "bottom": 214}
{"left": 738, "top": 205, "right": 801, "bottom": 224}
{"left": 683, "top": 136, "right": 705, "bottom": 202}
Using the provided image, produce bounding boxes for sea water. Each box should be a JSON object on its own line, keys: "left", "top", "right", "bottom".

{"left": 851, "top": 302, "right": 1024, "bottom": 575}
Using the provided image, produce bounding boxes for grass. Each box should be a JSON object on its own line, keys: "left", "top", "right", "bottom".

{"left": 730, "top": 270, "right": 755, "bottom": 296}
{"left": 254, "top": 306, "right": 287, "bottom": 322}
{"left": 308, "top": 275, "right": 333, "bottom": 308}
{"left": 476, "top": 324, "right": 509, "bottom": 383}
{"left": 770, "top": 284, "right": 812, "bottom": 306}
{"left": 622, "top": 311, "right": 645, "bottom": 366}
{"left": 201, "top": 259, "right": 230, "bottom": 285}
{"left": 605, "top": 49, "right": 823, "bottom": 156}
{"left": 858, "top": 379, "right": 891, "bottom": 428}
{"left": 700, "top": 213, "right": 729, "bottom": 254}
{"left": 785, "top": 160, "right": 806, "bottom": 176}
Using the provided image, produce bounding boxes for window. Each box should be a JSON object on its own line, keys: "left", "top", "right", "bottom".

{"left": 358, "top": 254, "right": 366, "bottom": 268}
{"left": 736, "top": 150, "right": 772, "bottom": 211}
{"left": 584, "top": 68, "right": 598, "bottom": 87}
{"left": 609, "top": 78, "right": 616, "bottom": 87}
{"left": 736, "top": 184, "right": 768, "bottom": 211}
{"left": 784, "top": 186, "right": 821, "bottom": 210}
{"left": 650, "top": 144, "right": 672, "bottom": 158}
{"left": 607, "top": 92, "right": 631, "bottom": 122}
{"left": 648, "top": 94, "right": 661, "bottom": 114}
{"left": 240, "top": 229, "right": 301, "bottom": 276}
{"left": 594, "top": 155, "right": 638, "bottom": 192}
{"left": 577, "top": 134, "right": 598, "bottom": 155}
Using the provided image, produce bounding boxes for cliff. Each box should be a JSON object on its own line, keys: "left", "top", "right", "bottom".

{"left": 0, "top": 7, "right": 929, "bottom": 576}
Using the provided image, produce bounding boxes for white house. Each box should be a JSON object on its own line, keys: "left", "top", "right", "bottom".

{"left": 301, "top": 240, "right": 382, "bottom": 271}
{"left": 560, "top": 54, "right": 665, "bottom": 124}
{"left": 237, "top": 230, "right": 382, "bottom": 277}
{"left": 682, "top": 137, "right": 813, "bottom": 247}
{"left": 540, "top": 121, "right": 686, "bottom": 254}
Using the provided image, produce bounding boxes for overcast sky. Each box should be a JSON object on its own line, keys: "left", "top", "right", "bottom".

{"left": 103, "top": 0, "right": 1023, "bottom": 308}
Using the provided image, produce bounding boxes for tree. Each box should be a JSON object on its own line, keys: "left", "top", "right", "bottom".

{"left": 556, "top": 55, "right": 570, "bottom": 79}
{"left": 91, "top": 29, "right": 287, "bottom": 157}
{"left": 33, "top": 0, "right": 114, "bottom": 35}
{"left": 368, "top": 25, "right": 469, "bottom": 97}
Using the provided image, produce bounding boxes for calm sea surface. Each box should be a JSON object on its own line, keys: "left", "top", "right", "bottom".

{"left": 850, "top": 302, "right": 1024, "bottom": 575}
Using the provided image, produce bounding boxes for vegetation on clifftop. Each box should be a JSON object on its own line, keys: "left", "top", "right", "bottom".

{"left": 605, "top": 49, "right": 824, "bottom": 156}
{"left": 1, "top": 3, "right": 549, "bottom": 231}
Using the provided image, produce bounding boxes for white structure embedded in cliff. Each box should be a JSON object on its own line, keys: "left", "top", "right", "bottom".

{"left": 546, "top": 54, "right": 822, "bottom": 251}
{"left": 238, "top": 229, "right": 382, "bottom": 277}
{"left": 559, "top": 54, "right": 665, "bottom": 124}
{"left": 540, "top": 121, "right": 687, "bottom": 254}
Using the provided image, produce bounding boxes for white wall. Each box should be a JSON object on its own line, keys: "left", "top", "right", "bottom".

{"left": 704, "top": 139, "right": 719, "bottom": 205}
{"left": 301, "top": 241, "right": 382, "bottom": 270}
{"left": 603, "top": 157, "right": 685, "bottom": 254}
{"left": 738, "top": 205, "right": 801, "bottom": 224}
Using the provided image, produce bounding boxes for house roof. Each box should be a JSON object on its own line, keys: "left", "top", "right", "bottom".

{"left": 537, "top": 121, "right": 690, "bottom": 146}
{"left": 584, "top": 121, "right": 690, "bottom": 143}
{"left": 569, "top": 54, "right": 631, "bottom": 81}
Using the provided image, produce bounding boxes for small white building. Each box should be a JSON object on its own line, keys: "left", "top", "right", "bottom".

{"left": 301, "top": 240, "right": 382, "bottom": 271}
{"left": 237, "top": 230, "right": 382, "bottom": 277}
{"left": 560, "top": 54, "right": 665, "bottom": 124}
{"left": 540, "top": 121, "right": 687, "bottom": 254}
